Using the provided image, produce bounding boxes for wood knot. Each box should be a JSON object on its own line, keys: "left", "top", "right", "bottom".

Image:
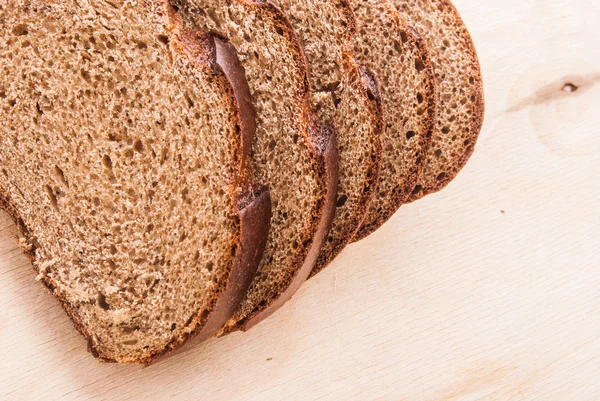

{"left": 561, "top": 83, "right": 578, "bottom": 93}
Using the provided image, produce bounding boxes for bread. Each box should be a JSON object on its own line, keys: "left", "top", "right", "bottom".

{"left": 270, "top": 0, "right": 383, "bottom": 276}
{"left": 351, "top": 0, "right": 437, "bottom": 241}
{"left": 393, "top": 0, "right": 485, "bottom": 201}
{"left": 171, "top": 0, "right": 338, "bottom": 332}
{"left": 0, "top": 0, "right": 271, "bottom": 364}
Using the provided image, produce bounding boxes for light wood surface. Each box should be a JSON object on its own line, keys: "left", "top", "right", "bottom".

{"left": 2, "top": 0, "right": 600, "bottom": 399}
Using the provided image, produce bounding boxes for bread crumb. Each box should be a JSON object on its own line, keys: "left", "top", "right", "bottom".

{"left": 18, "top": 237, "right": 32, "bottom": 252}
{"left": 112, "top": 309, "right": 132, "bottom": 325}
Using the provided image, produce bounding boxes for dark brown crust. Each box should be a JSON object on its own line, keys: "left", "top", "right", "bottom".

{"left": 150, "top": 187, "right": 271, "bottom": 364}
{"left": 353, "top": 5, "right": 437, "bottom": 242}
{"left": 194, "top": 187, "right": 270, "bottom": 340}
{"left": 0, "top": 1, "right": 271, "bottom": 364}
{"left": 213, "top": 38, "right": 256, "bottom": 176}
{"left": 405, "top": 0, "right": 485, "bottom": 202}
{"left": 180, "top": 0, "right": 337, "bottom": 332}
{"left": 240, "top": 121, "right": 338, "bottom": 331}
{"left": 163, "top": 5, "right": 272, "bottom": 353}
{"left": 310, "top": 56, "right": 384, "bottom": 277}
{"left": 354, "top": 64, "right": 385, "bottom": 220}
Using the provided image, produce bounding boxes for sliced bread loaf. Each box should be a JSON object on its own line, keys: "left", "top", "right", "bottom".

{"left": 271, "top": 0, "right": 384, "bottom": 276}
{"left": 393, "top": 0, "right": 485, "bottom": 201}
{"left": 351, "top": 0, "right": 437, "bottom": 241}
{"left": 171, "top": 0, "right": 338, "bottom": 332}
{"left": 0, "top": 0, "right": 271, "bottom": 364}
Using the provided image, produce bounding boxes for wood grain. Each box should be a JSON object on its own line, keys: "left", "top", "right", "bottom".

{"left": 1, "top": 0, "right": 599, "bottom": 399}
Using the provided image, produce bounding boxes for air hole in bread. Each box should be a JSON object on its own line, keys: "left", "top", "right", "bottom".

{"left": 102, "top": 155, "right": 113, "bottom": 169}
{"left": 336, "top": 195, "right": 348, "bottom": 207}
{"left": 133, "top": 139, "right": 144, "bottom": 153}
{"left": 54, "top": 165, "right": 68, "bottom": 186}
{"left": 330, "top": 90, "right": 341, "bottom": 107}
{"left": 97, "top": 293, "right": 110, "bottom": 310}
{"left": 45, "top": 185, "right": 58, "bottom": 209}
{"left": 415, "top": 59, "right": 425, "bottom": 71}
{"left": 206, "top": 261, "right": 214, "bottom": 272}
{"left": 80, "top": 69, "right": 92, "bottom": 82}
{"left": 13, "top": 24, "right": 29, "bottom": 36}
{"left": 406, "top": 131, "right": 416, "bottom": 140}
{"left": 184, "top": 92, "right": 194, "bottom": 108}
{"left": 159, "top": 148, "right": 168, "bottom": 164}
{"left": 134, "top": 40, "right": 148, "bottom": 50}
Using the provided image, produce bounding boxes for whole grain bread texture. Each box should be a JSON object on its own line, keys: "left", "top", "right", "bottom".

{"left": 0, "top": 0, "right": 271, "bottom": 364}
{"left": 171, "top": 0, "right": 338, "bottom": 332}
{"left": 393, "top": 0, "right": 485, "bottom": 201}
{"left": 351, "top": 0, "right": 437, "bottom": 241}
{"left": 271, "top": 0, "right": 383, "bottom": 276}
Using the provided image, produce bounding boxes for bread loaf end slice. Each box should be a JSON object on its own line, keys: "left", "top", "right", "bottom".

{"left": 0, "top": 0, "right": 270, "bottom": 363}
{"left": 394, "top": 0, "right": 485, "bottom": 201}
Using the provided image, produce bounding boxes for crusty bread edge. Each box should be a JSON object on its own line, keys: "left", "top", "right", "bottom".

{"left": 407, "top": 0, "right": 485, "bottom": 202}
{"left": 240, "top": 120, "right": 338, "bottom": 331}
{"left": 311, "top": 56, "right": 384, "bottom": 277}
{"left": 212, "top": 0, "right": 338, "bottom": 333}
{"left": 353, "top": 7, "right": 437, "bottom": 242}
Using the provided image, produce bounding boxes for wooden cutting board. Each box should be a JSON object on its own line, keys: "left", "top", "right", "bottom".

{"left": 1, "top": 0, "right": 599, "bottom": 399}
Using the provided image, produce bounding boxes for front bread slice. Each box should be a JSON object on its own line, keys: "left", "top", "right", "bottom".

{"left": 0, "top": 0, "right": 270, "bottom": 364}
{"left": 171, "top": 0, "right": 338, "bottom": 332}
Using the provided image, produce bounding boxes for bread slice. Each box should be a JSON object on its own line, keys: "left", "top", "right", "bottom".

{"left": 351, "top": 0, "right": 437, "bottom": 241}
{"left": 271, "top": 0, "right": 384, "bottom": 276}
{"left": 393, "top": 0, "right": 485, "bottom": 201}
{"left": 171, "top": 0, "right": 338, "bottom": 331}
{"left": 0, "top": 0, "right": 271, "bottom": 364}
